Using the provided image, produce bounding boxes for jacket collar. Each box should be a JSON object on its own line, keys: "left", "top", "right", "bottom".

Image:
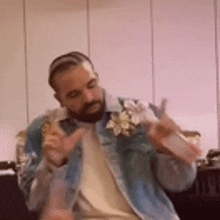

{"left": 105, "top": 91, "right": 123, "bottom": 112}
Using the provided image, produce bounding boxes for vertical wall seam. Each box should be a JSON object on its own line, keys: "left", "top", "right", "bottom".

{"left": 214, "top": 0, "right": 220, "bottom": 149}
{"left": 86, "top": 0, "right": 91, "bottom": 57}
{"left": 22, "top": 0, "right": 29, "bottom": 125}
{"left": 150, "top": 0, "right": 156, "bottom": 104}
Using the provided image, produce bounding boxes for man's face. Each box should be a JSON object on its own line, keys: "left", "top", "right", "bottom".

{"left": 54, "top": 62, "right": 105, "bottom": 123}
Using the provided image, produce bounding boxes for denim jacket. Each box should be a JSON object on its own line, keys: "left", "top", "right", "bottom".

{"left": 17, "top": 93, "right": 196, "bottom": 220}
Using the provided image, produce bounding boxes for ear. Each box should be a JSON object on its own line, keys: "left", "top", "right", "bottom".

{"left": 95, "top": 72, "right": 99, "bottom": 77}
{"left": 54, "top": 93, "right": 64, "bottom": 107}
{"left": 95, "top": 72, "right": 101, "bottom": 84}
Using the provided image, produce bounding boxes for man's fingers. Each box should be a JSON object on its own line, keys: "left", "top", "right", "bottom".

{"left": 45, "top": 136, "right": 62, "bottom": 148}
{"left": 45, "top": 122, "right": 66, "bottom": 137}
{"left": 45, "top": 141, "right": 60, "bottom": 151}
{"left": 45, "top": 149, "right": 66, "bottom": 167}
{"left": 63, "top": 128, "right": 86, "bottom": 153}
{"left": 50, "top": 125, "right": 66, "bottom": 136}
{"left": 68, "top": 128, "right": 86, "bottom": 145}
{"left": 44, "top": 126, "right": 85, "bottom": 166}
{"left": 188, "top": 142, "right": 202, "bottom": 155}
{"left": 43, "top": 124, "right": 65, "bottom": 151}
{"left": 160, "top": 114, "right": 182, "bottom": 133}
{"left": 176, "top": 147, "right": 199, "bottom": 165}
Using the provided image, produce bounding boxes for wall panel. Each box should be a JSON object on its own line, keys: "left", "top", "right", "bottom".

{"left": 89, "top": 0, "right": 153, "bottom": 102}
{"left": 0, "top": 0, "right": 27, "bottom": 161}
{"left": 217, "top": 0, "right": 220, "bottom": 152}
{"left": 25, "top": 0, "right": 88, "bottom": 121}
{"left": 153, "top": 0, "right": 217, "bottom": 156}
{"left": 1, "top": 0, "right": 218, "bottom": 160}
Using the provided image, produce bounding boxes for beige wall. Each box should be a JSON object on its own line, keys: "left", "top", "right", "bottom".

{"left": 0, "top": 0, "right": 27, "bottom": 161}
{"left": 0, "top": 0, "right": 219, "bottom": 160}
{"left": 153, "top": 0, "right": 218, "bottom": 157}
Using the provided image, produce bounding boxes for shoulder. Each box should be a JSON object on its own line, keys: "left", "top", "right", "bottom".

{"left": 118, "top": 96, "right": 148, "bottom": 106}
{"left": 26, "top": 115, "right": 46, "bottom": 139}
{"left": 117, "top": 97, "right": 150, "bottom": 113}
{"left": 16, "top": 115, "right": 47, "bottom": 169}
{"left": 16, "top": 115, "right": 46, "bottom": 143}
{"left": 105, "top": 91, "right": 149, "bottom": 112}
{"left": 26, "top": 107, "right": 67, "bottom": 136}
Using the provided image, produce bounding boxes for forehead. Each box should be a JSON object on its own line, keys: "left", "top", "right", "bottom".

{"left": 54, "top": 63, "right": 97, "bottom": 93}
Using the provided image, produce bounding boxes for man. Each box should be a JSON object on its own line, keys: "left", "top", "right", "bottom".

{"left": 17, "top": 51, "right": 197, "bottom": 220}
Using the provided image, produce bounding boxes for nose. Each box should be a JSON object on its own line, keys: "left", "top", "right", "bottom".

{"left": 83, "top": 89, "right": 93, "bottom": 103}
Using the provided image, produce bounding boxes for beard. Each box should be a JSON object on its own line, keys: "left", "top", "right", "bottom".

{"left": 68, "top": 99, "right": 106, "bottom": 123}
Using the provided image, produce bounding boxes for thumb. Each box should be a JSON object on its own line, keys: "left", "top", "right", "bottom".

{"left": 63, "top": 128, "right": 86, "bottom": 154}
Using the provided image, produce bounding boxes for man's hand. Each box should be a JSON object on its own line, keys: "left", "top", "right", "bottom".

{"left": 145, "top": 113, "right": 177, "bottom": 149}
{"left": 146, "top": 113, "right": 202, "bottom": 163}
{"left": 160, "top": 113, "right": 182, "bottom": 133}
{"left": 43, "top": 123, "right": 85, "bottom": 167}
{"left": 150, "top": 113, "right": 182, "bottom": 143}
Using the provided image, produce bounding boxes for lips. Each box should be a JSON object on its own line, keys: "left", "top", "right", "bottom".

{"left": 84, "top": 103, "right": 101, "bottom": 113}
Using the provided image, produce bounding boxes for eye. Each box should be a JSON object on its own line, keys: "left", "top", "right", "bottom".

{"left": 87, "top": 79, "right": 97, "bottom": 89}
{"left": 66, "top": 91, "right": 80, "bottom": 99}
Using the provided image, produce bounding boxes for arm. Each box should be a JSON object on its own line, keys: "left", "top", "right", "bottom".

{"left": 146, "top": 101, "right": 198, "bottom": 191}
{"left": 147, "top": 101, "right": 201, "bottom": 164}
{"left": 40, "top": 179, "right": 75, "bottom": 220}
{"left": 17, "top": 116, "right": 84, "bottom": 212}
{"left": 155, "top": 153, "right": 197, "bottom": 192}
{"left": 17, "top": 116, "right": 67, "bottom": 211}
{"left": 23, "top": 159, "right": 68, "bottom": 211}
{"left": 147, "top": 116, "right": 197, "bottom": 192}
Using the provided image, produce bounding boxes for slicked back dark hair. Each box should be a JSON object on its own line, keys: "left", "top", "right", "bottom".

{"left": 48, "top": 51, "right": 95, "bottom": 91}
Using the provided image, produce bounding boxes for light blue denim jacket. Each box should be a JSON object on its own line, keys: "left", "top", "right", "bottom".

{"left": 17, "top": 93, "right": 196, "bottom": 220}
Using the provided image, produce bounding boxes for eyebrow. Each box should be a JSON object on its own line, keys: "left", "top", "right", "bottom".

{"left": 87, "top": 78, "right": 96, "bottom": 85}
{"left": 65, "top": 78, "right": 97, "bottom": 98}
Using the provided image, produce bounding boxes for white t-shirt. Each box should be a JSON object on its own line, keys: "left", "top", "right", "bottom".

{"left": 77, "top": 123, "right": 140, "bottom": 219}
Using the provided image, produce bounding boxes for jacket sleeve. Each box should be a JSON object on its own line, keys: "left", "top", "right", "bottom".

{"left": 146, "top": 101, "right": 197, "bottom": 192}
{"left": 155, "top": 153, "right": 197, "bottom": 192}
{"left": 16, "top": 116, "right": 67, "bottom": 212}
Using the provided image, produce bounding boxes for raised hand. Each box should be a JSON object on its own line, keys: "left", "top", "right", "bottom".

{"left": 43, "top": 122, "right": 85, "bottom": 167}
{"left": 147, "top": 113, "right": 202, "bottom": 164}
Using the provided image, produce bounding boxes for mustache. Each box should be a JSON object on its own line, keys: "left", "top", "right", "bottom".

{"left": 82, "top": 101, "right": 102, "bottom": 112}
